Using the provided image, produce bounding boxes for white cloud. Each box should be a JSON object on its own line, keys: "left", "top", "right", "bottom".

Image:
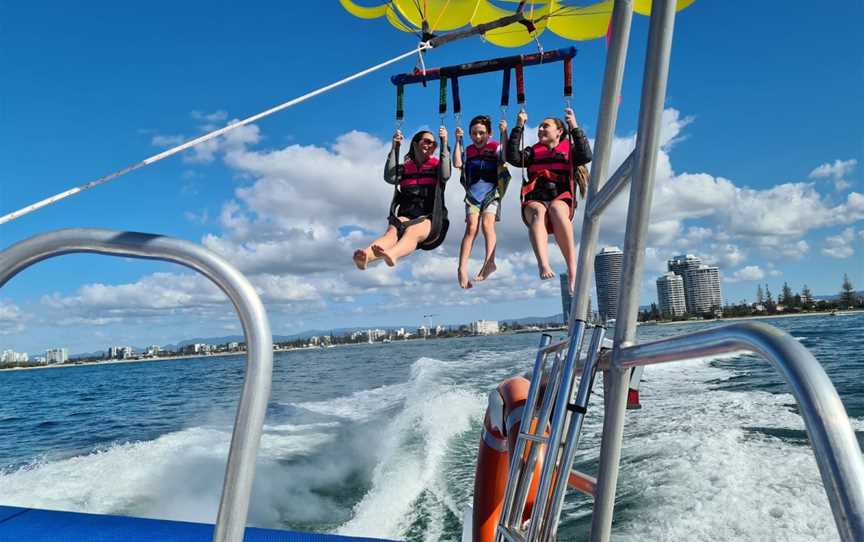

{"left": 191, "top": 110, "right": 228, "bottom": 123}
{"left": 809, "top": 158, "right": 857, "bottom": 190}
{"left": 151, "top": 134, "right": 185, "bottom": 147}
{"left": 724, "top": 265, "right": 765, "bottom": 283}
{"left": 821, "top": 227, "right": 857, "bottom": 259}
{"left": 0, "top": 301, "right": 24, "bottom": 335}
{"left": 35, "top": 108, "right": 864, "bottom": 340}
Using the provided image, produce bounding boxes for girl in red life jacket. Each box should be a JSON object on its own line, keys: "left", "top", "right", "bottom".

{"left": 504, "top": 108, "right": 592, "bottom": 292}
{"left": 352, "top": 127, "right": 451, "bottom": 269}
{"left": 452, "top": 115, "right": 510, "bottom": 289}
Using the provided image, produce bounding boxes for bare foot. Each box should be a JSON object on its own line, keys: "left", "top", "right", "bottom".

{"left": 458, "top": 268, "right": 473, "bottom": 289}
{"left": 474, "top": 260, "right": 497, "bottom": 282}
{"left": 353, "top": 249, "right": 369, "bottom": 270}
{"left": 373, "top": 245, "right": 396, "bottom": 267}
{"left": 539, "top": 266, "right": 555, "bottom": 280}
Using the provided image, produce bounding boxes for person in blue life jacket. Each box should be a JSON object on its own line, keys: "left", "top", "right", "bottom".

{"left": 353, "top": 127, "right": 451, "bottom": 269}
{"left": 452, "top": 115, "right": 511, "bottom": 289}
{"left": 504, "top": 108, "right": 592, "bottom": 293}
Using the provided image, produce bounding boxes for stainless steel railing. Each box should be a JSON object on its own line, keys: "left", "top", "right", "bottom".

{"left": 0, "top": 228, "right": 273, "bottom": 542}
{"left": 614, "top": 322, "right": 864, "bottom": 541}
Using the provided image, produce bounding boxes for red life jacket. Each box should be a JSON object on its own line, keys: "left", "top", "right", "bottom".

{"left": 464, "top": 141, "right": 500, "bottom": 186}
{"left": 400, "top": 156, "right": 439, "bottom": 187}
{"left": 522, "top": 139, "right": 573, "bottom": 201}
{"left": 521, "top": 139, "right": 575, "bottom": 232}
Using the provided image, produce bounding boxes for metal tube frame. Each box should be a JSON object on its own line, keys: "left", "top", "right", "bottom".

{"left": 508, "top": 346, "right": 567, "bottom": 529}
{"left": 591, "top": 1, "right": 678, "bottom": 540}
{"left": 526, "top": 320, "right": 588, "bottom": 541}
{"left": 545, "top": 325, "right": 607, "bottom": 540}
{"left": 585, "top": 151, "right": 634, "bottom": 219}
{"left": 615, "top": 322, "right": 864, "bottom": 541}
{"left": 498, "top": 334, "right": 552, "bottom": 537}
{"left": 0, "top": 228, "right": 273, "bottom": 542}
{"left": 567, "top": 0, "right": 634, "bottom": 328}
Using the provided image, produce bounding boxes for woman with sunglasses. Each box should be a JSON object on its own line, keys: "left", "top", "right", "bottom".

{"left": 504, "top": 107, "right": 592, "bottom": 293}
{"left": 453, "top": 115, "right": 510, "bottom": 289}
{"left": 353, "top": 127, "right": 450, "bottom": 269}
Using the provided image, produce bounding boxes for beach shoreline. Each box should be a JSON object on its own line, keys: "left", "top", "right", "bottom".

{"left": 655, "top": 309, "right": 863, "bottom": 326}
{"left": 4, "top": 310, "right": 860, "bottom": 372}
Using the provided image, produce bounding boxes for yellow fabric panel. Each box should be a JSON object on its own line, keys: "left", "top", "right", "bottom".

{"left": 385, "top": 5, "right": 417, "bottom": 32}
{"left": 338, "top": 0, "right": 388, "bottom": 19}
{"left": 471, "top": 1, "right": 550, "bottom": 48}
{"left": 391, "top": 0, "right": 479, "bottom": 32}
{"left": 633, "top": 0, "right": 696, "bottom": 16}
{"left": 546, "top": 0, "right": 611, "bottom": 41}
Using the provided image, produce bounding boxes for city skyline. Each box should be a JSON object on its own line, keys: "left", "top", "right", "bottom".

{"left": 1, "top": 3, "right": 862, "bottom": 353}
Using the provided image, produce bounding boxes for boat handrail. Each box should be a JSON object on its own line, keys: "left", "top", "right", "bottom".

{"left": 610, "top": 321, "right": 864, "bottom": 541}
{"left": 0, "top": 228, "right": 273, "bottom": 542}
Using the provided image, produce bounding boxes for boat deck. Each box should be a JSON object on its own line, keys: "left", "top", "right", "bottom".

{"left": 0, "top": 506, "right": 393, "bottom": 542}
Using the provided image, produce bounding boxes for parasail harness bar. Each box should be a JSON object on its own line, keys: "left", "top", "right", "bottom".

{"left": 391, "top": 47, "right": 576, "bottom": 121}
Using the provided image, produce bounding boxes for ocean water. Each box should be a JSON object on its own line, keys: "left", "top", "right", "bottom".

{"left": 0, "top": 313, "right": 861, "bottom": 541}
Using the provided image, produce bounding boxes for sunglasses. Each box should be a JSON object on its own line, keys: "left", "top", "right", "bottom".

{"left": 419, "top": 138, "right": 436, "bottom": 145}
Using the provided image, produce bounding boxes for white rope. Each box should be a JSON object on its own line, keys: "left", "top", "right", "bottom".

{"left": 1, "top": 42, "right": 432, "bottom": 225}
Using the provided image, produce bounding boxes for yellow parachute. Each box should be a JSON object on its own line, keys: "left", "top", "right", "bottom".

{"left": 340, "top": 0, "right": 695, "bottom": 47}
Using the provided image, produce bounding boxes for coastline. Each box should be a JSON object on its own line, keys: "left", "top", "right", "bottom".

{"left": 5, "top": 310, "right": 860, "bottom": 373}
{"left": 655, "top": 309, "right": 864, "bottom": 326}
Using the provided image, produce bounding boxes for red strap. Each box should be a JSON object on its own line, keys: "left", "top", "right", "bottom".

{"left": 515, "top": 62, "right": 525, "bottom": 105}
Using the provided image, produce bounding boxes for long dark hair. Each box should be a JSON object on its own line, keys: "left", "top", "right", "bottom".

{"left": 406, "top": 130, "right": 435, "bottom": 165}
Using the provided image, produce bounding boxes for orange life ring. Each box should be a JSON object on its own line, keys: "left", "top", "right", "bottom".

{"left": 472, "top": 376, "right": 546, "bottom": 542}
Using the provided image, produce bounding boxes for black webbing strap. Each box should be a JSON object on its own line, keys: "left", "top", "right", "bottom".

{"left": 396, "top": 84, "right": 404, "bottom": 122}
{"left": 438, "top": 76, "right": 448, "bottom": 117}
{"left": 500, "top": 68, "right": 511, "bottom": 109}
{"left": 567, "top": 403, "right": 587, "bottom": 414}
{"left": 450, "top": 77, "right": 461, "bottom": 116}
{"left": 564, "top": 57, "right": 573, "bottom": 98}
{"left": 515, "top": 61, "right": 526, "bottom": 106}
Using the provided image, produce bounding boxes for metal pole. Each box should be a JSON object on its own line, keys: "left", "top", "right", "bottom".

{"left": 590, "top": 1, "right": 678, "bottom": 540}
{"left": 614, "top": 322, "right": 864, "bottom": 541}
{"left": 0, "top": 229, "right": 273, "bottom": 542}
{"left": 568, "top": 0, "right": 634, "bottom": 328}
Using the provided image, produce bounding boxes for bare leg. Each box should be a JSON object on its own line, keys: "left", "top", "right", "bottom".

{"left": 548, "top": 200, "right": 577, "bottom": 292}
{"left": 379, "top": 219, "right": 432, "bottom": 267}
{"left": 458, "top": 213, "right": 480, "bottom": 289}
{"left": 524, "top": 202, "right": 555, "bottom": 280}
{"left": 475, "top": 211, "right": 498, "bottom": 282}
{"left": 354, "top": 226, "right": 398, "bottom": 270}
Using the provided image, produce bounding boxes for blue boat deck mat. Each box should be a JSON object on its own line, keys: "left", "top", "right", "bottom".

{"left": 0, "top": 506, "right": 396, "bottom": 542}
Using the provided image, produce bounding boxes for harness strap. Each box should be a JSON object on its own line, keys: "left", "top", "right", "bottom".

{"left": 515, "top": 61, "right": 526, "bottom": 106}
{"left": 438, "top": 76, "right": 448, "bottom": 117}
{"left": 563, "top": 56, "right": 573, "bottom": 98}
{"left": 396, "top": 84, "right": 405, "bottom": 122}
{"left": 500, "top": 68, "right": 511, "bottom": 109}
{"left": 451, "top": 77, "right": 461, "bottom": 116}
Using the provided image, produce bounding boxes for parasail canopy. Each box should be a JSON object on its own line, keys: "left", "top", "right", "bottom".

{"left": 341, "top": 0, "right": 695, "bottom": 47}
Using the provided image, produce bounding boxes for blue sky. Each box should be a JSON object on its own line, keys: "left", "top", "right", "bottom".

{"left": 1, "top": 1, "right": 862, "bottom": 354}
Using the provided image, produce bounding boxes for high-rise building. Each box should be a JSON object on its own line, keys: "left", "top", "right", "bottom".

{"left": 684, "top": 265, "right": 722, "bottom": 315}
{"left": 668, "top": 254, "right": 703, "bottom": 314}
{"left": 656, "top": 272, "right": 686, "bottom": 318}
{"left": 667, "top": 254, "right": 702, "bottom": 277}
{"left": 470, "top": 320, "right": 500, "bottom": 335}
{"left": 594, "top": 246, "right": 624, "bottom": 321}
{"left": 560, "top": 273, "right": 572, "bottom": 324}
{"left": 45, "top": 347, "right": 68, "bottom": 364}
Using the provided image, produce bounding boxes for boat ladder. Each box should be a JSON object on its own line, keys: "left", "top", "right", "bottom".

{"left": 496, "top": 324, "right": 607, "bottom": 542}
